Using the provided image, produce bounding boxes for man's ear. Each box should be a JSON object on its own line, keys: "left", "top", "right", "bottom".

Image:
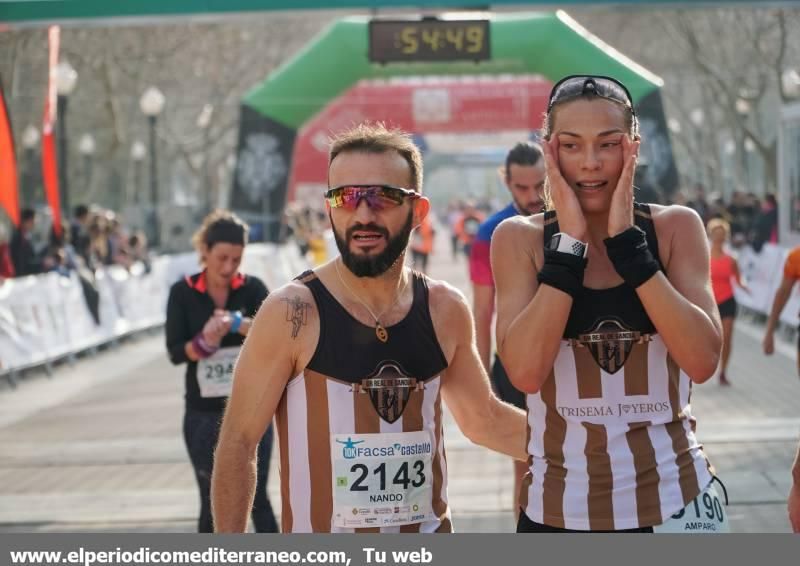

{"left": 413, "top": 196, "right": 431, "bottom": 228}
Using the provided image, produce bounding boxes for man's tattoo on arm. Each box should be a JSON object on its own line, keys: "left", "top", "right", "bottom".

{"left": 281, "top": 297, "right": 311, "bottom": 339}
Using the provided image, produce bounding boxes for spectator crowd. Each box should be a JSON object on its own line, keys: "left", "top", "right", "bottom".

{"left": 442, "top": 183, "right": 780, "bottom": 259}
{"left": 0, "top": 204, "right": 151, "bottom": 283}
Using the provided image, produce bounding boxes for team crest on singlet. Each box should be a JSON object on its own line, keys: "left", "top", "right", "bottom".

{"left": 355, "top": 362, "right": 424, "bottom": 424}
{"left": 576, "top": 318, "right": 651, "bottom": 374}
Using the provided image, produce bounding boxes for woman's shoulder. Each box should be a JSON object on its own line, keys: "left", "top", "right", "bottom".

{"left": 648, "top": 204, "right": 708, "bottom": 269}
{"left": 167, "top": 274, "right": 198, "bottom": 309}
{"left": 169, "top": 271, "right": 207, "bottom": 296}
{"left": 494, "top": 211, "right": 545, "bottom": 240}
{"left": 647, "top": 202, "right": 699, "bottom": 219}
{"left": 171, "top": 273, "right": 196, "bottom": 290}
{"left": 649, "top": 204, "right": 705, "bottom": 235}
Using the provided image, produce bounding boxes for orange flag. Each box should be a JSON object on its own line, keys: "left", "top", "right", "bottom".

{"left": 42, "top": 25, "right": 62, "bottom": 236}
{"left": 0, "top": 78, "right": 20, "bottom": 226}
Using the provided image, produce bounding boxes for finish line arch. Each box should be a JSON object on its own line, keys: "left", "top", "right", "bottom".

{"left": 230, "top": 11, "right": 678, "bottom": 241}
{"left": 288, "top": 74, "right": 553, "bottom": 206}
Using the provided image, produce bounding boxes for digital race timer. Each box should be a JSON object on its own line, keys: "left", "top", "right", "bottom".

{"left": 369, "top": 19, "right": 491, "bottom": 63}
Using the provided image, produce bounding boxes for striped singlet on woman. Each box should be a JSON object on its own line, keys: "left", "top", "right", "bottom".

{"left": 521, "top": 203, "right": 714, "bottom": 531}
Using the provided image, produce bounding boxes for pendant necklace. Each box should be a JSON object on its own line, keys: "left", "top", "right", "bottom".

{"left": 335, "top": 259, "right": 407, "bottom": 343}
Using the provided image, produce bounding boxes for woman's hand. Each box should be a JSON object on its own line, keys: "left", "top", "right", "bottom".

{"left": 543, "top": 138, "right": 586, "bottom": 241}
{"left": 607, "top": 136, "right": 640, "bottom": 238}
{"left": 202, "top": 309, "right": 232, "bottom": 346}
{"left": 762, "top": 329, "right": 775, "bottom": 355}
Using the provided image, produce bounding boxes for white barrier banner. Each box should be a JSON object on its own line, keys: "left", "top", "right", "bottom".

{"left": 0, "top": 275, "right": 46, "bottom": 371}
{"left": 0, "top": 244, "right": 309, "bottom": 375}
{"left": 734, "top": 244, "right": 785, "bottom": 314}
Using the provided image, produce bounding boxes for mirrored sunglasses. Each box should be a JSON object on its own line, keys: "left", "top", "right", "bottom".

{"left": 325, "top": 185, "right": 420, "bottom": 211}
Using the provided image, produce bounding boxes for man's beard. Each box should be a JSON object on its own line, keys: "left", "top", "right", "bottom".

{"left": 333, "top": 210, "right": 414, "bottom": 277}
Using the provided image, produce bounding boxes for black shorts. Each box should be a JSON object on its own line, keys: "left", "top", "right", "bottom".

{"left": 516, "top": 511, "right": 653, "bottom": 533}
{"left": 491, "top": 356, "right": 525, "bottom": 411}
{"left": 717, "top": 297, "right": 737, "bottom": 319}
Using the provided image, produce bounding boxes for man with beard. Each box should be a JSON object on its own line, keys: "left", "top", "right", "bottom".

{"left": 212, "top": 123, "right": 527, "bottom": 533}
{"left": 468, "top": 141, "right": 545, "bottom": 517}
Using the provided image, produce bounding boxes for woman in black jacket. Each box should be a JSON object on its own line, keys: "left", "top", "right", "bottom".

{"left": 166, "top": 210, "right": 277, "bottom": 532}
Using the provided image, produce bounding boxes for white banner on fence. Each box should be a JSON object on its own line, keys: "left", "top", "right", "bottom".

{"left": 732, "top": 243, "right": 800, "bottom": 329}
{"left": 734, "top": 244, "right": 785, "bottom": 314}
{"left": 0, "top": 243, "right": 308, "bottom": 375}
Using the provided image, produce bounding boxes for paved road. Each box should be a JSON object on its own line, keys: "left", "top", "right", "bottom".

{"left": 0, "top": 232, "right": 797, "bottom": 533}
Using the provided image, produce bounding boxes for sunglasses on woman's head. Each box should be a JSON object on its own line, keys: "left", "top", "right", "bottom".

{"left": 547, "top": 75, "right": 636, "bottom": 115}
{"left": 325, "top": 185, "right": 420, "bottom": 211}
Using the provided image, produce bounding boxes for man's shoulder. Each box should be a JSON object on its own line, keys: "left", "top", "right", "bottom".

{"left": 263, "top": 278, "right": 315, "bottom": 304}
{"left": 424, "top": 276, "right": 469, "bottom": 316}
{"left": 250, "top": 280, "right": 318, "bottom": 339}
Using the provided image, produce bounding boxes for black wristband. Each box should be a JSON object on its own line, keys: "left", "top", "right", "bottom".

{"left": 604, "top": 226, "right": 660, "bottom": 289}
{"left": 537, "top": 249, "right": 588, "bottom": 299}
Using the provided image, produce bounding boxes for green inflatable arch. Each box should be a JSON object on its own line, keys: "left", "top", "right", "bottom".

{"left": 231, "top": 11, "right": 678, "bottom": 241}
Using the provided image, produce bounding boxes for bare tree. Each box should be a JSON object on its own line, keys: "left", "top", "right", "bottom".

{"left": 580, "top": 7, "right": 800, "bottom": 195}
{"left": 0, "top": 13, "right": 337, "bottom": 218}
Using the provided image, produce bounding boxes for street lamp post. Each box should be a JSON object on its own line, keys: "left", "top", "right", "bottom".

{"left": 735, "top": 97, "right": 753, "bottom": 192}
{"left": 667, "top": 118, "right": 682, "bottom": 136}
{"left": 21, "top": 125, "right": 40, "bottom": 206}
{"left": 689, "top": 108, "right": 705, "bottom": 188}
{"left": 723, "top": 138, "right": 737, "bottom": 194}
{"left": 196, "top": 103, "right": 214, "bottom": 215}
{"left": 744, "top": 138, "right": 756, "bottom": 193}
{"left": 55, "top": 60, "right": 77, "bottom": 218}
{"left": 130, "top": 141, "right": 146, "bottom": 206}
{"left": 78, "top": 133, "right": 95, "bottom": 200}
{"left": 139, "top": 87, "right": 165, "bottom": 248}
{"left": 782, "top": 69, "right": 800, "bottom": 99}
{"left": 735, "top": 98, "right": 751, "bottom": 116}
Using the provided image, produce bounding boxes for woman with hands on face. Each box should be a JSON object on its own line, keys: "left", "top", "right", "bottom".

{"left": 491, "top": 76, "right": 725, "bottom": 533}
{"left": 165, "top": 210, "right": 277, "bottom": 533}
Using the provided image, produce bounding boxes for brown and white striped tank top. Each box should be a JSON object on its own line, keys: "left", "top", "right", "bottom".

{"left": 521, "top": 204, "right": 714, "bottom": 530}
{"left": 275, "top": 270, "right": 451, "bottom": 533}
